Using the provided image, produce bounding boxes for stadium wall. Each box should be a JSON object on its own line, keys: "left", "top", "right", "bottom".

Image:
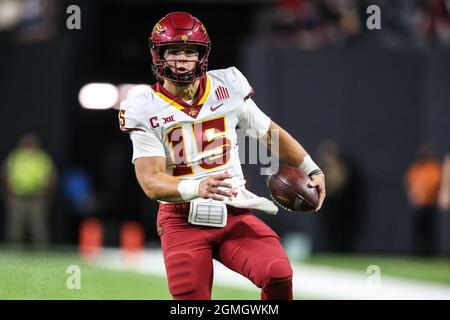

{"left": 242, "top": 41, "right": 450, "bottom": 255}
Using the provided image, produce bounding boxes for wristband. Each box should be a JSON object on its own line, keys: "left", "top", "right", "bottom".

{"left": 177, "top": 179, "right": 201, "bottom": 201}
{"left": 299, "top": 155, "right": 323, "bottom": 177}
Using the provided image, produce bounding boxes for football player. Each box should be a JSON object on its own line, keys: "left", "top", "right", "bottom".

{"left": 438, "top": 148, "right": 450, "bottom": 212}
{"left": 119, "top": 12, "right": 326, "bottom": 300}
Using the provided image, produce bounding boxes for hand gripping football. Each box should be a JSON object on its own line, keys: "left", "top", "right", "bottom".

{"left": 266, "top": 165, "right": 319, "bottom": 212}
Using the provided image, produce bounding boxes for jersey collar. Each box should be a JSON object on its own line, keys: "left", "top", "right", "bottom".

{"left": 151, "top": 75, "right": 211, "bottom": 119}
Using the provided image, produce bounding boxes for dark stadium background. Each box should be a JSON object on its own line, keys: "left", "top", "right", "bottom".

{"left": 0, "top": 0, "right": 449, "bottom": 256}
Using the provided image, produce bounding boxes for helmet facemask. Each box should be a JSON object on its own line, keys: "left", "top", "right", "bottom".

{"left": 150, "top": 43, "right": 210, "bottom": 87}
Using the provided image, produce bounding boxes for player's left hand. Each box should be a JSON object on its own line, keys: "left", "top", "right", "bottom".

{"left": 308, "top": 174, "right": 326, "bottom": 212}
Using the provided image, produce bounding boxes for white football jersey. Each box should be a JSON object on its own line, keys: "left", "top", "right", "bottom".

{"left": 119, "top": 67, "right": 278, "bottom": 213}
{"left": 119, "top": 67, "right": 277, "bottom": 212}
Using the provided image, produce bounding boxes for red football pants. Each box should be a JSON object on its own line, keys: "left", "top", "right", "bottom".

{"left": 157, "top": 203, "right": 293, "bottom": 300}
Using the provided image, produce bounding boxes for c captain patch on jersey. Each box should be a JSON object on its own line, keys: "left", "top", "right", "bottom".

{"left": 119, "top": 66, "right": 271, "bottom": 188}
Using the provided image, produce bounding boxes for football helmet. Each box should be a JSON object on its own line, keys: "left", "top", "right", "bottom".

{"left": 149, "top": 12, "right": 211, "bottom": 86}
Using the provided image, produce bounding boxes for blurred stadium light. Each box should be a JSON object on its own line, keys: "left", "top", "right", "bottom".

{"left": 118, "top": 84, "right": 150, "bottom": 102}
{"left": 78, "top": 83, "right": 119, "bottom": 110}
{"left": 79, "top": 83, "right": 150, "bottom": 110}
{"left": 0, "top": 0, "right": 22, "bottom": 31}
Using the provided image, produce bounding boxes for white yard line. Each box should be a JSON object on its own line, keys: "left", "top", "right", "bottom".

{"left": 94, "top": 248, "right": 450, "bottom": 300}
{"left": 292, "top": 264, "right": 450, "bottom": 300}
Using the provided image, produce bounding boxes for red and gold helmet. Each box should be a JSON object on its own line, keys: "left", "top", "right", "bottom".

{"left": 149, "top": 12, "right": 211, "bottom": 86}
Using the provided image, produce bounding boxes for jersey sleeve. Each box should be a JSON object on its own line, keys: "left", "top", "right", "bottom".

{"left": 229, "top": 66, "right": 254, "bottom": 100}
{"left": 229, "top": 67, "right": 270, "bottom": 138}
{"left": 118, "top": 100, "right": 146, "bottom": 133}
{"left": 129, "top": 130, "right": 166, "bottom": 164}
{"left": 237, "top": 98, "right": 271, "bottom": 139}
{"left": 119, "top": 98, "right": 166, "bottom": 163}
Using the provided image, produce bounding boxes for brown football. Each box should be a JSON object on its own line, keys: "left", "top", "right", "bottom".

{"left": 266, "top": 164, "right": 319, "bottom": 212}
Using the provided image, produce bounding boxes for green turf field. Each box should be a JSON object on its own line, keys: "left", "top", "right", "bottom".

{"left": 0, "top": 249, "right": 259, "bottom": 300}
{"left": 304, "top": 255, "right": 450, "bottom": 285}
{"left": 2, "top": 249, "right": 450, "bottom": 299}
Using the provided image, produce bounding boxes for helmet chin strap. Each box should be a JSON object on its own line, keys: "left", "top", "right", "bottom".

{"left": 163, "top": 64, "right": 197, "bottom": 86}
{"left": 166, "top": 70, "right": 195, "bottom": 86}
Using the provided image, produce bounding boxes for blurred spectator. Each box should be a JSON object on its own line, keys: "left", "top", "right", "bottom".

{"left": 1, "top": 133, "right": 57, "bottom": 246}
{"left": 363, "top": 0, "right": 421, "bottom": 43}
{"left": 438, "top": 147, "right": 450, "bottom": 212}
{"left": 258, "top": 0, "right": 450, "bottom": 49}
{"left": 416, "top": 0, "right": 450, "bottom": 45}
{"left": 62, "top": 167, "right": 97, "bottom": 243}
{"left": 0, "top": 0, "right": 58, "bottom": 43}
{"left": 405, "top": 145, "right": 441, "bottom": 256}
{"left": 63, "top": 168, "right": 95, "bottom": 217}
{"left": 259, "top": 0, "right": 361, "bottom": 49}
{"left": 316, "top": 140, "right": 362, "bottom": 252}
{"left": 15, "top": 0, "right": 58, "bottom": 43}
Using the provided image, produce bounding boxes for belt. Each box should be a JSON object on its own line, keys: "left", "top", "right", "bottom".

{"left": 159, "top": 202, "right": 250, "bottom": 215}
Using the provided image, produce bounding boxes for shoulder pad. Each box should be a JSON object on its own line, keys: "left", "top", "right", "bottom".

{"left": 208, "top": 67, "right": 253, "bottom": 100}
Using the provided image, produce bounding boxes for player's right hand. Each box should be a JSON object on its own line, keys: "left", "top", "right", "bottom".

{"left": 198, "top": 171, "right": 234, "bottom": 201}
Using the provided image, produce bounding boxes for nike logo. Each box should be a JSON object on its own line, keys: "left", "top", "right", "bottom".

{"left": 210, "top": 103, "right": 223, "bottom": 112}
